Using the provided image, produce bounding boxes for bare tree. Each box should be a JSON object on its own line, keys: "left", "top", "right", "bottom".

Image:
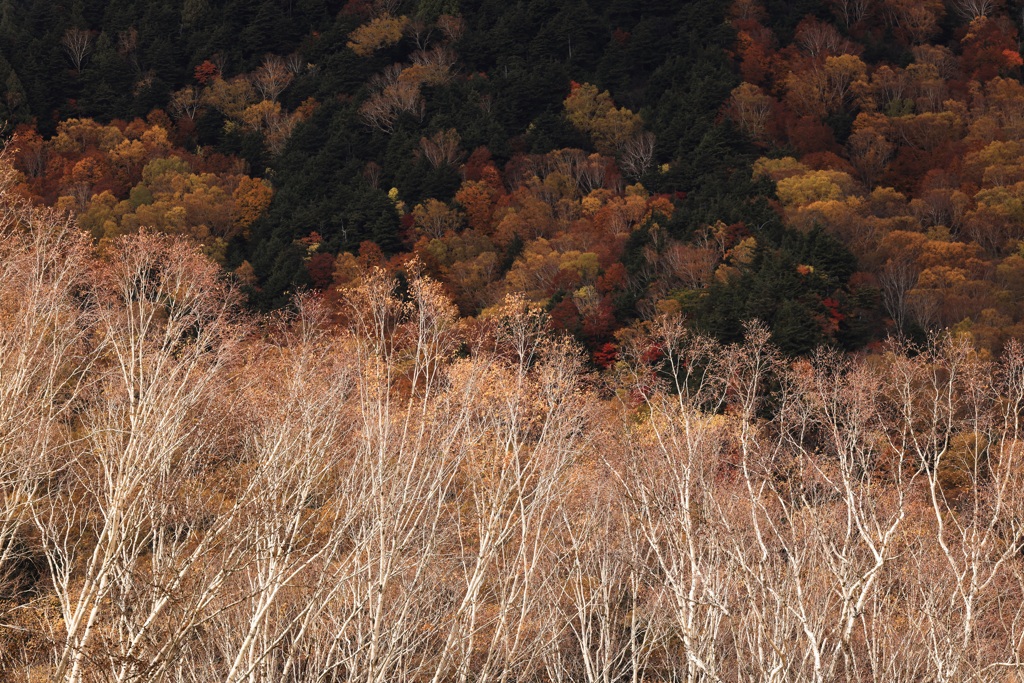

{"left": 61, "top": 28, "right": 93, "bottom": 72}
{"left": 831, "top": 0, "right": 873, "bottom": 28}
{"left": 204, "top": 298, "right": 362, "bottom": 683}
{"left": 548, "top": 484, "right": 660, "bottom": 683}
{"left": 619, "top": 132, "right": 656, "bottom": 179}
{"left": 360, "top": 64, "right": 425, "bottom": 133}
{"left": 410, "top": 46, "right": 457, "bottom": 85}
{"left": 372, "top": 0, "right": 401, "bottom": 17}
{"left": 879, "top": 256, "right": 919, "bottom": 332}
{"left": 0, "top": 178, "right": 95, "bottom": 636}
{"left": 419, "top": 128, "right": 462, "bottom": 169}
{"left": 363, "top": 160, "right": 383, "bottom": 189}
{"left": 405, "top": 17, "right": 434, "bottom": 51}
{"left": 437, "top": 14, "right": 466, "bottom": 43}
{"left": 848, "top": 126, "right": 894, "bottom": 188}
{"left": 169, "top": 85, "right": 202, "bottom": 121}
{"left": 949, "top": 0, "right": 1003, "bottom": 20}
{"left": 887, "top": 337, "right": 1024, "bottom": 678}
{"left": 6, "top": 135, "right": 1024, "bottom": 680}
{"left": 251, "top": 55, "right": 294, "bottom": 101}
{"left": 31, "top": 231, "right": 249, "bottom": 683}
{"left": 610, "top": 316, "right": 736, "bottom": 680}
{"left": 283, "top": 52, "right": 305, "bottom": 76}
{"left": 662, "top": 242, "right": 718, "bottom": 289}
{"left": 116, "top": 28, "right": 141, "bottom": 74}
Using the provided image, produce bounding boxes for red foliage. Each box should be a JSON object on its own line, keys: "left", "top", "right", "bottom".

{"left": 602, "top": 159, "right": 623, "bottom": 191}
{"left": 596, "top": 262, "right": 628, "bottom": 294}
{"left": 582, "top": 299, "right": 617, "bottom": 340}
{"left": 454, "top": 180, "right": 503, "bottom": 233}
{"left": 592, "top": 342, "right": 618, "bottom": 369}
{"left": 146, "top": 109, "right": 174, "bottom": 132}
{"left": 822, "top": 297, "right": 845, "bottom": 322}
{"left": 801, "top": 151, "right": 856, "bottom": 174}
{"left": 463, "top": 147, "right": 494, "bottom": 182}
{"left": 820, "top": 296, "right": 846, "bottom": 336}
{"left": 961, "top": 17, "right": 1019, "bottom": 81}
{"left": 782, "top": 114, "right": 840, "bottom": 155}
{"left": 194, "top": 60, "right": 220, "bottom": 85}
{"left": 549, "top": 268, "right": 582, "bottom": 296}
{"left": 298, "top": 232, "right": 323, "bottom": 247}
{"left": 501, "top": 154, "right": 532, "bottom": 190}
{"left": 357, "top": 241, "right": 385, "bottom": 269}
{"left": 340, "top": 0, "right": 373, "bottom": 16}
{"left": 848, "top": 271, "right": 879, "bottom": 289}
{"left": 885, "top": 145, "right": 959, "bottom": 194}
{"left": 173, "top": 117, "right": 197, "bottom": 145}
{"left": 734, "top": 23, "right": 777, "bottom": 85}
{"left": 640, "top": 343, "right": 664, "bottom": 364}
{"left": 548, "top": 298, "right": 581, "bottom": 334}
{"left": 195, "top": 152, "right": 245, "bottom": 175}
{"left": 307, "top": 252, "right": 336, "bottom": 290}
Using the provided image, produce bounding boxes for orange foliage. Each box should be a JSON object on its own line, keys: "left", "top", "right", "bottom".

{"left": 11, "top": 118, "right": 274, "bottom": 263}
{"left": 454, "top": 180, "right": 503, "bottom": 234}
{"left": 232, "top": 176, "right": 274, "bottom": 235}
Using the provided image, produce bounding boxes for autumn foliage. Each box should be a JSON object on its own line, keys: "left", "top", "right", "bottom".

{"left": 9, "top": 116, "right": 273, "bottom": 264}
{"left": 4, "top": 148, "right": 1024, "bottom": 679}
{"left": 11, "top": 0, "right": 1024, "bottom": 677}
{"left": 723, "top": 0, "right": 1024, "bottom": 349}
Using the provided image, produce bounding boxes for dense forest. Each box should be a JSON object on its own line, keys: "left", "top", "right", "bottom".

{"left": 0, "top": 0, "right": 894, "bottom": 357}
{"left": 5, "top": 0, "right": 1024, "bottom": 357}
{"left": 4, "top": 0, "right": 1024, "bottom": 679}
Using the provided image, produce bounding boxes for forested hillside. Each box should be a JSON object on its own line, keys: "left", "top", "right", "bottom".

{"left": 5, "top": 0, "right": 1024, "bottom": 679}
{"left": 0, "top": 0, "right": 909, "bottom": 357}
{"left": 6, "top": 0, "right": 1023, "bottom": 357}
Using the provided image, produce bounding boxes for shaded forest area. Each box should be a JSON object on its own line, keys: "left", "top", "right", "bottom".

{"left": 0, "top": 0, "right": 903, "bottom": 358}
{"left": 6, "top": 0, "right": 1024, "bottom": 358}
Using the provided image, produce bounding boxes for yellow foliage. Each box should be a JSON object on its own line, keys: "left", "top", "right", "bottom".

{"left": 564, "top": 82, "right": 643, "bottom": 155}
{"left": 52, "top": 118, "right": 124, "bottom": 154}
{"left": 776, "top": 170, "right": 857, "bottom": 207}
{"left": 412, "top": 199, "right": 463, "bottom": 238}
{"left": 559, "top": 252, "right": 600, "bottom": 282}
{"left": 75, "top": 155, "right": 270, "bottom": 261}
{"left": 347, "top": 14, "right": 410, "bottom": 56}
{"left": 233, "top": 260, "right": 257, "bottom": 286}
{"left": 752, "top": 156, "right": 808, "bottom": 182}
{"left": 421, "top": 231, "right": 495, "bottom": 270}
{"left": 726, "top": 236, "right": 757, "bottom": 267}
{"left": 108, "top": 139, "right": 148, "bottom": 174}
{"left": 727, "top": 82, "right": 775, "bottom": 140}
{"left": 232, "top": 176, "right": 274, "bottom": 234}
{"left": 503, "top": 239, "right": 565, "bottom": 299}
{"left": 580, "top": 193, "right": 604, "bottom": 216}
{"left": 239, "top": 100, "right": 281, "bottom": 132}
{"left": 202, "top": 76, "right": 256, "bottom": 120}
{"left": 139, "top": 126, "right": 173, "bottom": 156}
{"left": 624, "top": 183, "right": 647, "bottom": 198}
{"left": 963, "top": 140, "right": 1024, "bottom": 186}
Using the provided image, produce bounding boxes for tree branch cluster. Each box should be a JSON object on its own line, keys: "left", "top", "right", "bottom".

{"left": 1, "top": 153, "right": 1024, "bottom": 681}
